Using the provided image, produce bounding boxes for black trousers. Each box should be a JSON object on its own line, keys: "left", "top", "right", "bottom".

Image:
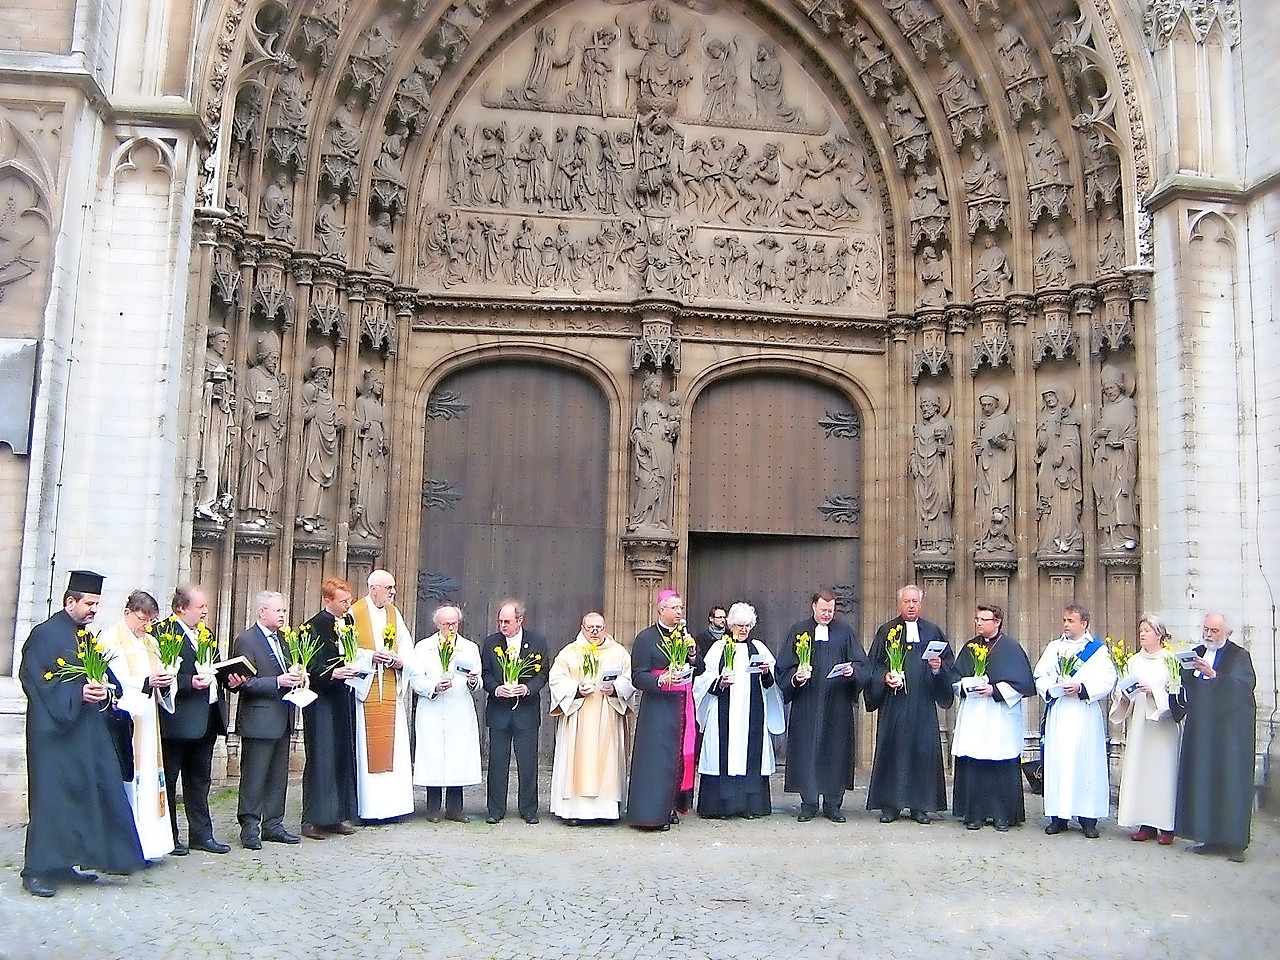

{"left": 799, "top": 791, "right": 846, "bottom": 815}
{"left": 238, "top": 735, "right": 289, "bottom": 838}
{"left": 162, "top": 732, "right": 217, "bottom": 843}
{"left": 424, "top": 786, "right": 464, "bottom": 815}
{"left": 486, "top": 723, "right": 539, "bottom": 820}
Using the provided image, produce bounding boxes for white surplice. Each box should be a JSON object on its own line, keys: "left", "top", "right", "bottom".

{"left": 352, "top": 599, "right": 415, "bottom": 820}
{"left": 1034, "top": 632, "right": 1117, "bottom": 820}
{"left": 694, "top": 638, "right": 785, "bottom": 776}
{"left": 408, "top": 633, "right": 482, "bottom": 787}
{"left": 951, "top": 679, "right": 1025, "bottom": 761}
{"left": 99, "top": 620, "right": 175, "bottom": 860}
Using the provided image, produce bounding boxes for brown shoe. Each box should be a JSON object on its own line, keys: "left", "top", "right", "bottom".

{"left": 1131, "top": 826, "right": 1156, "bottom": 842}
{"left": 301, "top": 823, "right": 327, "bottom": 840}
{"left": 332, "top": 821, "right": 356, "bottom": 835}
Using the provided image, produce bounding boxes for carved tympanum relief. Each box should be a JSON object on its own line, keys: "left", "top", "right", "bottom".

{"left": 419, "top": 1, "right": 882, "bottom": 314}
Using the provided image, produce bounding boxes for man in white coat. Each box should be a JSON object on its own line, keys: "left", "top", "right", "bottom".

{"left": 346, "top": 570, "right": 416, "bottom": 821}
{"left": 409, "top": 605, "right": 481, "bottom": 822}
{"left": 1034, "top": 603, "right": 1117, "bottom": 838}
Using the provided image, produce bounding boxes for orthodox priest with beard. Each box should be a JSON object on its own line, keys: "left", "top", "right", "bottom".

{"left": 20, "top": 570, "right": 145, "bottom": 897}
{"left": 627, "top": 590, "right": 697, "bottom": 830}
{"left": 776, "top": 590, "right": 865, "bottom": 822}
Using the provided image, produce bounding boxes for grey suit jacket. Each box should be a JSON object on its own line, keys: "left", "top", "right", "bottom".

{"left": 232, "top": 625, "right": 294, "bottom": 741}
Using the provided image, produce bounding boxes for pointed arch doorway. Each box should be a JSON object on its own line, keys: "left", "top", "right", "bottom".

{"left": 686, "top": 372, "right": 863, "bottom": 647}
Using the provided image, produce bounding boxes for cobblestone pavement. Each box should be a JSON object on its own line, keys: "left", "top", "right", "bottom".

{"left": 0, "top": 772, "right": 1275, "bottom": 960}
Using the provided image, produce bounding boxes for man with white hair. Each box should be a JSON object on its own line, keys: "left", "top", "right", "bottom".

{"left": 1172, "top": 612, "right": 1257, "bottom": 862}
{"left": 346, "top": 570, "right": 416, "bottom": 821}
{"left": 409, "top": 604, "right": 482, "bottom": 823}
{"left": 693, "top": 602, "right": 785, "bottom": 819}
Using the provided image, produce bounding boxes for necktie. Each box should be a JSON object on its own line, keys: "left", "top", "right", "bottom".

{"left": 268, "top": 631, "right": 285, "bottom": 668}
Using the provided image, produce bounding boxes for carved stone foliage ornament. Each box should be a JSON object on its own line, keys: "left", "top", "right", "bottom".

{"left": 818, "top": 409, "right": 860, "bottom": 439}
{"left": 419, "top": 3, "right": 882, "bottom": 315}
{"left": 911, "top": 325, "right": 952, "bottom": 382}
{"left": 818, "top": 494, "right": 860, "bottom": 524}
{"left": 1144, "top": 0, "right": 1240, "bottom": 49}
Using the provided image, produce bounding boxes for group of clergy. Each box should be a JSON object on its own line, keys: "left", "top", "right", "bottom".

{"left": 19, "top": 569, "right": 1258, "bottom": 898}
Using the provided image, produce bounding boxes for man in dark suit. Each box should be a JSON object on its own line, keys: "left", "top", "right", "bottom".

{"left": 481, "top": 599, "right": 548, "bottom": 824}
{"left": 232, "top": 590, "right": 302, "bottom": 849}
{"left": 864, "top": 584, "right": 956, "bottom": 824}
{"left": 158, "top": 584, "right": 231, "bottom": 855}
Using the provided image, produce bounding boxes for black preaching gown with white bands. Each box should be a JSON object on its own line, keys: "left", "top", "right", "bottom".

{"left": 20, "top": 610, "right": 146, "bottom": 878}
{"left": 301, "top": 609, "right": 359, "bottom": 828}
{"left": 693, "top": 638, "right": 785, "bottom": 818}
{"left": 864, "top": 617, "right": 956, "bottom": 814}
{"left": 776, "top": 617, "right": 865, "bottom": 811}
{"left": 950, "top": 633, "right": 1036, "bottom": 826}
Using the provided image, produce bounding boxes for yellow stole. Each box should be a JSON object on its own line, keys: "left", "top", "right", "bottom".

{"left": 351, "top": 598, "right": 398, "bottom": 774}
{"left": 101, "top": 621, "right": 167, "bottom": 817}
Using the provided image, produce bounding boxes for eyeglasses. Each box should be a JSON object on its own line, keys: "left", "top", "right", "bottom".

{"left": 974, "top": 616, "right": 997, "bottom": 623}
{"left": 583, "top": 625, "right": 605, "bottom": 632}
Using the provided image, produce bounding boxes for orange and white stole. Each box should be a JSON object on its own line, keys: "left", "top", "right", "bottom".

{"left": 351, "top": 598, "right": 398, "bottom": 774}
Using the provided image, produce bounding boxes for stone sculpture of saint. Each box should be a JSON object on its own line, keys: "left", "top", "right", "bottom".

{"left": 351, "top": 368, "right": 390, "bottom": 540}
{"left": 1091, "top": 365, "right": 1140, "bottom": 551}
{"left": 297, "top": 345, "right": 344, "bottom": 534}
{"left": 1034, "top": 382, "right": 1084, "bottom": 555}
{"left": 972, "top": 385, "right": 1016, "bottom": 554}
{"left": 909, "top": 387, "right": 955, "bottom": 553}
{"left": 627, "top": 373, "right": 679, "bottom": 532}
{"left": 261, "top": 168, "right": 294, "bottom": 241}
{"left": 194, "top": 326, "right": 237, "bottom": 523}
{"left": 750, "top": 39, "right": 801, "bottom": 124}
{"left": 238, "top": 330, "right": 287, "bottom": 523}
{"left": 973, "top": 234, "right": 1012, "bottom": 299}
{"left": 628, "top": 1, "right": 692, "bottom": 108}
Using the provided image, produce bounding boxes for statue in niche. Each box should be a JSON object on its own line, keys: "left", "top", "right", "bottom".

{"left": 568, "top": 26, "right": 617, "bottom": 115}
{"left": 273, "top": 58, "right": 310, "bottom": 134}
{"left": 194, "top": 326, "right": 237, "bottom": 523}
{"left": 446, "top": 123, "right": 472, "bottom": 205}
{"left": 972, "top": 385, "right": 1016, "bottom": 554}
{"left": 910, "top": 387, "right": 955, "bottom": 553}
{"left": 238, "top": 330, "right": 287, "bottom": 523}
{"left": 634, "top": 111, "right": 683, "bottom": 213}
{"left": 1025, "top": 119, "right": 1066, "bottom": 186}
{"left": 963, "top": 143, "right": 1005, "bottom": 200}
{"left": 367, "top": 210, "right": 396, "bottom": 274}
{"left": 351, "top": 367, "right": 389, "bottom": 541}
{"left": 1097, "top": 205, "right": 1125, "bottom": 273}
{"left": 1034, "top": 221, "right": 1074, "bottom": 288}
{"left": 515, "top": 126, "right": 550, "bottom": 207}
{"left": 374, "top": 125, "right": 409, "bottom": 186}
{"left": 315, "top": 189, "right": 346, "bottom": 258}
{"left": 1035, "top": 381, "right": 1084, "bottom": 555}
{"left": 973, "top": 234, "right": 1012, "bottom": 299}
{"left": 628, "top": 1, "right": 692, "bottom": 108}
{"left": 627, "top": 372, "right": 680, "bottom": 533}
{"left": 326, "top": 93, "right": 363, "bottom": 161}
{"left": 917, "top": 245, "right": 951, "bottom": 307}
{"left": 750, "top": 39, "right": 802, "bottom": 125}
{"left": 938, "top": 58, "right": 981, "bottom": 116}
{"left": 993, "top": 20, "right": 1034, "bottom": 78}
{"left": 297, "top": 345, "right": 344, "bottom": 534}
{"left": 885, "top": 89, "right": 927, "bottom": 142}
{"left": 261, "top": 168, "right": 294, "bottom": 241}
{"left": 703, "top": 37, "right": 740, "bottom": 123}
{"left": 1091, "top": 365, "right": 1140, "bottom": 552}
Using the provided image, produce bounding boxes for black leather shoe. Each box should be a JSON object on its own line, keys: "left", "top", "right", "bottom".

{"left": 23, "top": 874, "right": 56, "bottom": 898}
{"left": 485, "top": 816, "right": 502, "bottom": 824}
{"left": 993, "top": 820, "right": 1010, "bottom": 832}
{"left": 1081, "top": 823, "right": 1101, "bottom": 840}
{"left": 1188, "top": 842, "right": 1217, "bottom": 855}
{"left": 823, "top": 810, "right": 847, "bottom": 823}
{"left": 797, "top": 810, "right": 815, "bottom": 822}
{"left": 241, "top": 835, "right": 262, "bottom": 850}
{"left": 301, "top": 823, "right": 328, "bottom": 840}
{"left": 170, "top": 842, "right": 189, "bottom": 856}
{"left": 1044, "top": 817, "right": 1068, "bottom": 835}
{"left": 523, "top": 815, "right": 540, "bottom": 825}
{"left": 264, "top": 829, "right": 301, "bottom": 844}
{"left": 1227, "top": 849, "right": 1247, "bottom": 863}
{"left": 446, "top": 812, "right": 470, "bottom": 824}
{"left": 879, "top": 809, "right": 900, "bottom": 823}
{"left": 966, "top": 821, "right": 982, "bottom": 830}
{"left": 192, "top": 838, "right": 230, "bottom": 854}
{"left": 910, "top": 810, "right": 931, "bottom": 825}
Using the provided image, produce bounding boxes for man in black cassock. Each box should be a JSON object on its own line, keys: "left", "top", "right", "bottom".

{"left": 1172, "top": 611, "right": 1256, "bottom": 862}
{"left": 158, "top": 584, "right": 231, "bottom": 855}
{"left": 864, "top": 584, "right": 956, "bottom": 824}
{"left": 19, "top": 570, "right": 145, "bottom": 897}
{"left": 301, "top": 577, "right": 361, "bottom": 840}
{"left": 627, "top": 590, "right": 697, "bottom": 830}
{"left": 776, "top": 589, "right": 865, "bottom": 822}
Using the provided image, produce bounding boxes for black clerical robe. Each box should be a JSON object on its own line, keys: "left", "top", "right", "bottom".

{"left": 776, "top": 617, "right": 865, "bottom": 807}
{"left": 864, "top": 617, "right": 956, "bottom": 813}
{"left": 301, "top": 609, "right": 359, "bottom": 828}
{"left": 1172, "top": 641, "right": 1256, "bottom": 851}
{"left": 20, "top": 610, "right": 146, "bottom": 877}
{"left": 626, "top": 624, "right": 696, "bottom": 827}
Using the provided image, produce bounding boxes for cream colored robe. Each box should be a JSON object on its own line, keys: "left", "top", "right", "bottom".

{"left": 1110, "top": 648, "right": 1180, "bottom": 831}
{"left": 548, "top": 634, "right": 637, "bottom": 820}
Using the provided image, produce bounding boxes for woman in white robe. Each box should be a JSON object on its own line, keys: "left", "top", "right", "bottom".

{"left": 408, "top": 605, "right": 482, "bottom": 822}
{"left": 99, "top": 590, "right": 175, "bottom": 860}
{"left": 548, "top": 616, "right": 637, "bottom": 822}
{"left": 1110, "top": 615, "right": 1181, "bottom": 842}
{"left": 694, "top": 602, "right": 785, "bottom": 819}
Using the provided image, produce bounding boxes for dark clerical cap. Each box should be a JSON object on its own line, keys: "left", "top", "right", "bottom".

{"left": 66, "top": 569, "right": 105, "bottom": 595}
